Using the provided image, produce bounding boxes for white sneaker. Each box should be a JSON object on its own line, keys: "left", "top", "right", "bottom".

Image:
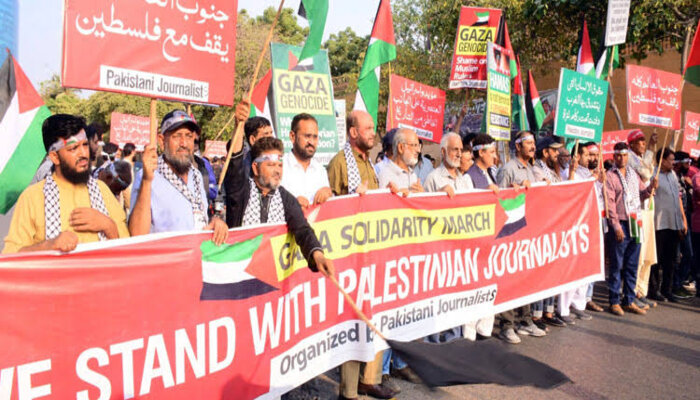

{"left": 499, "top": 328, "right": 521, "bottom": 344}
{"left": 516, "top": 322, "right": 546, "bottom": 337}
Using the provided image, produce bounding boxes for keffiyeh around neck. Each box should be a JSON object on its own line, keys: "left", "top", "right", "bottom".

{"left": 43, "top": 174, "right": 108, "bottom": 241}
{"left": 242, "top": 178, "right": 285, "bottom": 226}
{"left": 157, "top": 156, "right": 208, "bottom": 229}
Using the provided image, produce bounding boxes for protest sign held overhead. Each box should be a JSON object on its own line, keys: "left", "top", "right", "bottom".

{"left": 203, "top": 140, "right": 227, "bottom": 159}
{"left": 681, "top": 111, "right": 700, "bottom": 158}
{"left": 448, "top": 7, "right": 502, "bottom": 89}
{"left": 0, "top": 181, "right": 602, "bottom": 399}
{"left": 626, "top": 65, "right": 682, "bottom": 129}
{"left": 388, "top": 75, "right": 446, "bottom": 143}
{"left": 554, "top": 68, "right": 608, "bottom": 142}
{"left": 109, "top": 112, "right": 150, "bottom": 149}
{"left": 62, "top": 0, "right": 237, "bottom": 105}
{"left": 605, "top": 0, "right": 631, "bottom": 46}
{"left": 270, "top": 42, "right": 338, "bottom": 164}
{"left": 485, "top": 42, "right": 512, "bottom": 141}
{"left": 601, "top": 130, "right": 635, "bottom": 160}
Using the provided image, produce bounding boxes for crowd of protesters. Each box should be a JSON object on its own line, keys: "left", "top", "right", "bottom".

{"left": 3, "top": 101, "right": 699, "bottom": 400}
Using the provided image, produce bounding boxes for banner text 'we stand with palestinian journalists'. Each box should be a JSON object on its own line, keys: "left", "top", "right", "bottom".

{"left": 0, "top": 182, "right": 603, "bottom": 400}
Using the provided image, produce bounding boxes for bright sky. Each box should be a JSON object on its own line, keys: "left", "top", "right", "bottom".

{"left": 17, "top": 0, "right": 378, "bottom": 88}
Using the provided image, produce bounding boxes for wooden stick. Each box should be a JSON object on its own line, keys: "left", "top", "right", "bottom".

{"left": 186, "top": 103, "right": 192, "bottom": 116}
{"left": 149, "top": 98, "right": 158, "bottom": 145}
{"left": 328, "top": 275, "right": 386, "bottom": 341}
{"left": 387, "top": 63, "right": 393, "bottom": 130}
{"left": 598, "top": 148, "right": 609, "bottom": 218}
{"left": 217, "top": 0, "right": 286, "bottom": 189}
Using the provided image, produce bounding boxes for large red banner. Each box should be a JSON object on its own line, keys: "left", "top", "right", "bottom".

{"left": 62, "top": 0, "right": 237, "bottom": 106}
{"left": 0, "top": 182, "right": 603, "bottom": 399}
{"left": 388, "top": 74, "right": 446, "bottom": 143}
{"left": 626, "top": 64, "right": 682, "bottom": 129}
{"left": 681, "top": 111, "right": 700, "bottom": 158}
{"left": 448, "top": 7, "right": 502, "bottom": 89}
{"left": 110, "top": 111, "right": 150, "bottom": 149}
{"left": 601, "top": 129, "right": 634, "bottom": 160}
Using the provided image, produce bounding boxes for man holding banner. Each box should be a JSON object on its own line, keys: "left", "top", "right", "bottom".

{"left": 605, "top": 142, "right": 657, "bottom": 316}
{"left": 129, "top": 110, "right": 229, "bottom": 245}
{"left": 3, "top": 114, "right": 130, "bottom": 253}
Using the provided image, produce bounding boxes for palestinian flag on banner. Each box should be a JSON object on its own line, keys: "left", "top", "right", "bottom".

{"left": 0, "top": 54, "right": 51, "bottom": 214}
{"left": 496, "top": 193, "right": 527, "bottom": 238}
{"left": 525, "top": 70, "right": 546, "bottom": 131}
{"left": 684, "top": 21, "right": 700, "bottom": 87}
{"left": 199, "top": 235, "right": 279, "bottom": 300}
{"left": 512, "top": 56, "right": 529, "bottom": 131}
{"left": 248, "top": 69, "right": 273, "bottom": 124}
{"left": 595, "top": 45, "right": 619, "bottom": 80}
{"left": 354, "top": 0, "right": 396, "bottom": 126}
{"left": 297, "top": 0, "right": 329, "bottom": 62}
{"left": 474, "top": 11, "right": 491, "bottom": 26}
{"left": 576, "top": 20, "right": 596, "bottom": 77}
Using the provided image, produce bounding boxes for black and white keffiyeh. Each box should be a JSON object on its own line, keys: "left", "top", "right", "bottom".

{"left": 43, "top": 174, "right": 108, "bottom": 241}
{"left": 535, "top": 159, "right": 557, "bottom": 182}
{"left": 614, "top": 166, "right": 641, "bottom": 215}
{"left": 344, "top": 142, "right": 370, "bottom": 194}
{"left": 157, "top": 156, "right": 208, "bottom": 229}
{"left": 242, "top": 178, "right": 285, "bottom": 226}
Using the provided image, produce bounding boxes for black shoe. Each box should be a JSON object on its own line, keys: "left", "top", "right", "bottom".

{"left": 338, "top": 396, "right": 358, "bottom": 400}
{"left": 532, "top": 318, "right": 550, "bottom": 332}
{"left": 391, "top": 366, "right": 422, "bottom": 384}
{"left": 672, "top": 287, "right": 693, "bottom": 298}
{"left": 543, "top": 315, "right": 567, "bottom": 327}
{"left": 662, "top": 292, "right": 680, "bottom": 303}
{"left": 648, "top": 292, "right": 668, "bottom": 302}
{"left": 358, "top": 382, "right": 397, "bottom": 399}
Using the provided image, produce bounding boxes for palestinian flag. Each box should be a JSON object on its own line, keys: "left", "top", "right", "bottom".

{"left": 684, "top": 21, "right": 700, "bottom": 87}
{"left": 526, "top": 70, "right": 546, "bottom": 131}
{"left": 354, "top": 0, "right": 396, "bottom": 126}
{"left": 595, "top": 45, "right": 619, "bottom": 80}
{"left": 495, "top": 17, "right": 517, "bottom": 80}
{"left": 0, "top": 54, "right": 51, "bottom": 214}
{"left": 576, "top": 20, "right": 595, "bottom": 77}
{"left": 512, "top": 56, "right": 529, "bottom": 131}
{"left": 496, "top": 193, "right": 527, "bottom": 238}
{"left": 248, "top": 69, "right": 273, "bottom": 124}
{"left": 199, "top": 235, "right": 278, "bottom": 300}
{"left": 474, "top": 11, "right": 490, "bottom": 26}
{"left": 297, "top": 0, "right": 329, "bottom": 62}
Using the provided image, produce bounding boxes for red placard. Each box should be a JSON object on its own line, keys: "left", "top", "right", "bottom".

{"left": 681, "top": 111, "right": 700, "bottom": 158}
{"left": 601, "top": 129, "right": 634, "bottom": 160}
{"left": 203, "top": 140, "right": 227, "bottom": 159}
{"left": 109, "top": 111, "right": 150, "bottom": 149}
{"left": 62, "top": 0, "right": 237, "bottom": 106}
{"left": 448, "top": 7, "right": 502, "bottom": 89}
{"left": 388, "top": 75, "right": 446, "bottom": 143}
{"left": 626, "top": 64, "right": 682, "bottom": 129}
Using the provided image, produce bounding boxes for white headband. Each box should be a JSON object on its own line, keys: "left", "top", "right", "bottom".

{"left": 613, "top": 149, "right": 629, "bottom": 155}
{"left": 253, "top": 154, "right": 282, "bottom": 163}
{"left": 473, "top": 143, "right": 496, "bottom": 151}
{"left": 48, "top": 130, "right": 87, "bottom": 152}
{"left": 515, "top": 134, "right": 534, "bottom": 144}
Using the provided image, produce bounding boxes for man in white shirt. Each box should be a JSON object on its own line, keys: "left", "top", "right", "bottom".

{"left": 378, "top": 128, "right": 424, "bottom": 195}
{"left": 280, "top": 113, "right": 332, "bottom": 208}
{"left": 424, "top": 132, "right": 473, "bottom": 196}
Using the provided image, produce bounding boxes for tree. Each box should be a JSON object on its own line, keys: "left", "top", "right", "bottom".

{"left": 324, "top": 28, "right": 367, "bottom": 76}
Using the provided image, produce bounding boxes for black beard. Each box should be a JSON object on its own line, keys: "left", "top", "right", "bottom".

{"left": 293, "top": 142, "right": 315, "bottom": 161}
{"left": 59, "top": 162, "right": 90, "bottom": 184}
{"left": 589, "top": 160, "right": 599, "bottom": 170}
{"left": 163, "top": 152, "right": 191, "bottom": 175}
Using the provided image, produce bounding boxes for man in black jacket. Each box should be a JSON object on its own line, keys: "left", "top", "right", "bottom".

{"left": 224, "top": 135, "right": 334, "bottom": 277}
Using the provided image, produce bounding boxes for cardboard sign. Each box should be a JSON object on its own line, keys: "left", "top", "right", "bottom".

{"left": 601, "top": 129, "right": 635, "bottom": 160}
{"left": 334, "top": 99, "right": 347, "bottom": 149}
{"left": 270, "top": 43, "right": 337, "bottom": 165}
{"left": 605, "top": 0, "right": 631, "bottom": 46}
{"left": 485, "top": 42, "right": 512, "bottom": 140}
{"left": 448, "top": 7, "right": 502, "bottom": 89}
{"left": 203, "top": 140, "right": 227, "bottom": 159}
{"left": 681, "top": 111, "right": 700, "bottom": 158}
{"left": 109, "top": 112, "right": 150, "bottom": 148}
{"left": 388, "top": 75, "right": 446, "bottom": 143}
{"left": 0, "top": 182, "right": 603, "bottom": 399}
{"left": 626, "top": 64, "right": 682, "bottom": 129}
{"left": 554, "top": 68, "right": 608, "bottom": 142}
{"left": 62, "top": 0, "right": 237, "bottom": 105}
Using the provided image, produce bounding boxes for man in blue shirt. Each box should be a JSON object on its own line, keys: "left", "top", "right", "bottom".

{"left": 129, "top": 110, "right": 229, "bottom": 245}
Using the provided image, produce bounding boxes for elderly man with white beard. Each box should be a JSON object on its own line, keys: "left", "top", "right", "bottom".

{"left": 424, "top": 132, "right": 474, "bottom": 195}
{"left": 378, "top": 128, "right": 425, "bottom": 195}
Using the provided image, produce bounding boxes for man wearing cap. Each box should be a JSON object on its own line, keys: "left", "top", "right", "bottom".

{"left": 129, "top": 110, "right": 229, "bottom": 245}
{"left": 424, "top": 132, "right": 474, "bottom": 196}
{"left": 4, "top": 114, "right": 129, "bottom": 254}
{"left": 280, "top": 113, "right": 332, "bottom": 208}
{"left": 627, "top": 129, "right": 657, "bottom": 183}
{"left": 605, "top": 142, "right": 658, "bottom": 316}
{"left": 496, "top": 131, "right": 547, "bottom": 343}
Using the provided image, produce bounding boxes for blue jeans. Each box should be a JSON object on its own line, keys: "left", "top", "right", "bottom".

{"left": 532, "top": 297, "right": 554, "bottom": 317}
{"left": 608, "top": 223, "right": 640, "bottom": 306}
{"left": 382, "top": 349, "right": 407, "bottom": 374}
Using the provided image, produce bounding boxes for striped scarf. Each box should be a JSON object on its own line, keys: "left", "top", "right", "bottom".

{"left": 43, "top": 174, "right": 107, "bottom": 241}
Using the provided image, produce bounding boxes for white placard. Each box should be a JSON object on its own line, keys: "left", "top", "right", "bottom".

{"left": 605, "top": 0, "right": 631, "bottom": 46}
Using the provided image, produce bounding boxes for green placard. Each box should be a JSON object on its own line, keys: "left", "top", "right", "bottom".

{"left": 554, "top": 68, "right": 608, "bottom": 142}
{"left": 269, "top": 42, "right": 338, "bottom": 164}
{"left": 486, "top": 42, "right": 512, "bottom": 141}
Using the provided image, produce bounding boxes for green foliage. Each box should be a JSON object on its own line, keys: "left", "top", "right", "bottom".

{"left": 324, "top": 28, "right": 367, "bottom": 76}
